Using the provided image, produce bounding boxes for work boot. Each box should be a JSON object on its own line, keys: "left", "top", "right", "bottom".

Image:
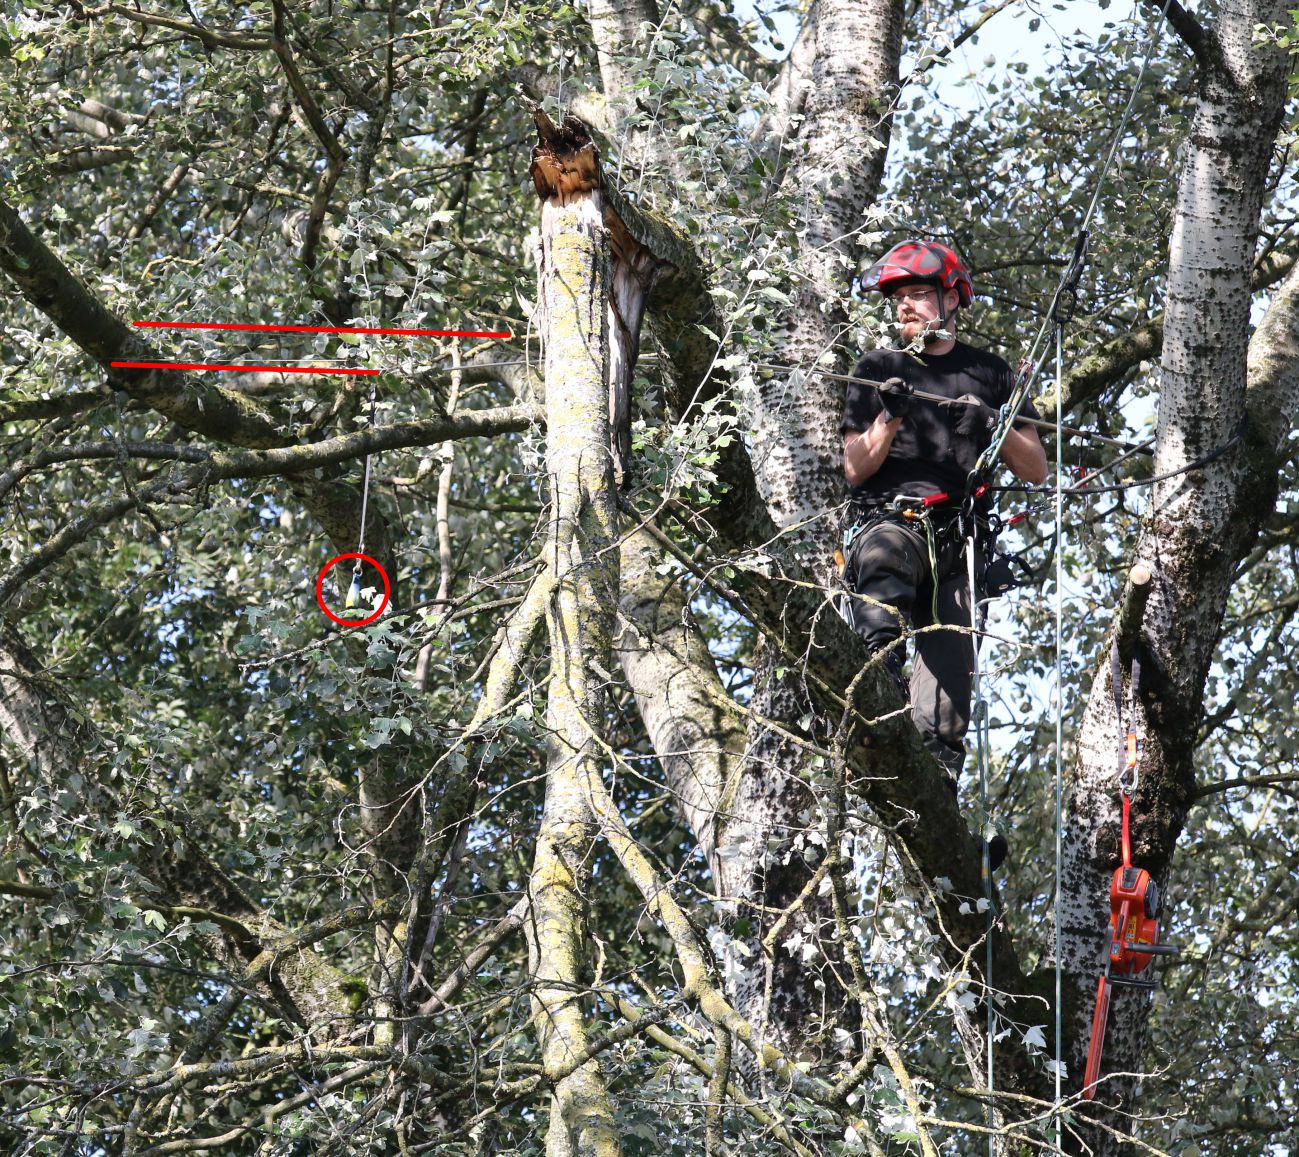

{"left": 873, "top": 645, "right": 907, "bottom": 698}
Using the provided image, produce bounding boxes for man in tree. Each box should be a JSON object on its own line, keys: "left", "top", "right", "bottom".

{"left": 841, "top": 240, "right": 1048, "bottom": 823}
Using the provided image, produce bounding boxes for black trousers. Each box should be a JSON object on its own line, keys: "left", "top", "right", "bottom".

{"left": 841, "top": 515, "right": 977, "bottom": 775}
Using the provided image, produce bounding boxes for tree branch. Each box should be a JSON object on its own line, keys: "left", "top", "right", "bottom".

{"left": 0, "top": 389, "right": 110, "bottom": 424}
{"left": 1147, "top": 0, "right": 1222, "bottom": 76}
{"left": 99, "top": 2, "right": 273, "bottom": 50}
{"left": 271, "top": 0, "right": 348, "bottom": 270}
{"left": 0, "top": 195, "right": 288, "bottom": 448}
{"left": 68, "top": 97, "right": 146, "bottom": 135}
{"left": 0, "top": 880, "right": 256, "bottom": 940}
{"left": 1047, "top": 250, "right": 1296, "bottom": 418}
{"left": 47, "top": 146, "right": 136, "bottom": 174}
{"left": 615, "top": 526, "right": 748, "bottom": 874}
{"left": 127, "top": 162, "right": 191, "bottom": 240}
{"left": 904, "top": 0, "right": 1025, "bottom": 84}
{"left": 682, "top": 0, "right": 777, "bottom": 83}
{"left": 750, "top": 3, "right": 818, "bottom": 165}
{"left": 205, "top": 405, "right": 541, "bottom": 478}
{"left": 1193, "top": 772, "right": 1299, "bottom": 799}
{"left": 605, "top": 991, "right": 822, "bottom": 1157}
{"left": 0, "top": 440, "right": 206, "bottom": 502}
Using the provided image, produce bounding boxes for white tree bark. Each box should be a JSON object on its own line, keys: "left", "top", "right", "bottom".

{"left": 1060, "top": 6, "right": 1293, "bottom": 1148}
{"left": 527, "top": 184, "right": 624, "bottom": 1157}
{"left": 750, "top": 0, "right": 904, "bottom": 530}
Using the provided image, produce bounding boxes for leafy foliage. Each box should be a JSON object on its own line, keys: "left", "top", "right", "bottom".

{"left": 1, "top": 0, "right": 1297, "bottom": 1154}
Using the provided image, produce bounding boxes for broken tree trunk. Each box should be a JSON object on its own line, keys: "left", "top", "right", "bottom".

{"left": 526, "top": 99, "right": 625, "bottom": 1157}
{"left": 525, "top": 99, "right": 662, "bottom": 487}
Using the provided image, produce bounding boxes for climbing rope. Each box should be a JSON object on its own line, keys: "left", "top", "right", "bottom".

{"left": 976, "top": 0, "right": 1176, "bottom": 481}
{"left": 950, "top": 4, "right": 1176, "bottom": 1131}
{"left": 345, "top": 377, "right": 379, "bottom": 611}
{"left": 1052, "top": 325, "right": 1065, "bottom": 1145}
{"left": 992, "top": 426, "right": 1243, "bottom": 503}
{"left": 751, "top": 362, "right": 1153, "bottom": 456}
{"left": 963, "top": 514, "right": 998, "bottom": 1129}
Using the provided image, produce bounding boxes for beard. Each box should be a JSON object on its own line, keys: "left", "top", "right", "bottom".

{"left": 897, "top": 316, "right": 945, "bottom": 345}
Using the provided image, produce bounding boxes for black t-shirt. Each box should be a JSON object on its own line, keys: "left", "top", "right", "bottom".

{"left": 840, "top": 341, "right": 1039, "bottom": 503}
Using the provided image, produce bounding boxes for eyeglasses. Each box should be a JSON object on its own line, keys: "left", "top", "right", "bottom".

{"left": 891, "top": 287, "right": 938, "bottom": 304}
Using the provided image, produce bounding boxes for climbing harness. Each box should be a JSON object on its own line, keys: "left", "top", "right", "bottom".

{"left": 838, "top": 492, "right": 975, "bottom": 631}
{"left": 1081, "top": 644, "right": 1180, "bottom": 1100}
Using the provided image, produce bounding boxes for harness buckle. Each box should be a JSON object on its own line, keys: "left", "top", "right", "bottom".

{"left": 889, "top": 491, "right": 950, "bottom": 518}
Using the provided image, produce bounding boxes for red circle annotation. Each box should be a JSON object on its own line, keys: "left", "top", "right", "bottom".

{"left": 316, "top": 554, "right": 392, "bottom": 628}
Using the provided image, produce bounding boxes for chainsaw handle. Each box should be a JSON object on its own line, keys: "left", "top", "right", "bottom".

{"left": 1138, "top": 942, "right": 1180, "bottom": 956}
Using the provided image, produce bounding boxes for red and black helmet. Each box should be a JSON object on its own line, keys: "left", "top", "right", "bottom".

{"left": 861, "top": 240, "right": 974, "bottom": 307}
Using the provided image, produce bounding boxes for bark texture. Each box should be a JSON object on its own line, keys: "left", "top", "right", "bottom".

{"left": 750, "top": 0, "right": 905, "bottom": 528}
{"left": 526, "top": 155, "right": 623, "bottom": 1157}
{"left": 615, "top": 525, "right": 748, "bottom": 874}
{"left": 1059, "top": 6, "right": 1293, "bottom": 1148}
{"left": 717, "top": 0, "right": 909, "bottom": 1065}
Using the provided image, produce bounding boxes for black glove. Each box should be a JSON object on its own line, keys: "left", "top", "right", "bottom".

{"left": 953, "top": 393, "right": 999, "bottom": 445}
{"left": 877, "top": 376, "right": 913, "bottom": 422}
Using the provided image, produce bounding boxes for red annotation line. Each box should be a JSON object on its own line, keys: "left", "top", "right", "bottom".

{"left": 111, "top": 360, "right": 380, "bottom": 376}
{"left": 132, "top": 320, "right": 513, "bottom": 338}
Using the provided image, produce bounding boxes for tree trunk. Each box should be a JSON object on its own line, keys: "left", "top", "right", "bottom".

{"left": 751, "top": 0, "right": 904, "bottom": 528}
{"left": 526, "top": 117, "right": 625, "bottom": 1157}
{"left": 615, "top": 525, "right": 748, "bottom": 875}
{"left": 1060, "top": 8, "right": 1292, "bottom": 1149}
{"left": 715, "top": 0, "right": 908, "bottom": 1066}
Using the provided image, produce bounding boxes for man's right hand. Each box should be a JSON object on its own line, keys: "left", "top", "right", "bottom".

{"left": 953, "top": 393, "right": 999, "bottom": 446}
{"left": 877, "top": 377, "right": 913, "bottom": 422}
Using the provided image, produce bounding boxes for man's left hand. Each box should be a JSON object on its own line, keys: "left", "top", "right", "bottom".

{"left": 953, "top": 394, "right": 999, "bottom": 445}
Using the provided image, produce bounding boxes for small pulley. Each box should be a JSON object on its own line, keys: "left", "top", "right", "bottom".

{"left": 344, "top": 561, "right": 363, "bottom": 610}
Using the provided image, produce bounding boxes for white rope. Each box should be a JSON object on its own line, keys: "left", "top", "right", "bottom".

{"left": 346, "top": 379, "right": 379, "bottom": 611}
{"left": 975, "top": 0, "right": 1175, "bottom": 478}
{"left": 965, "top": 516, "right": 997, "bottom": 1151}
{"left": 1053, "top": 324, "right": 1066, "bottom": 1152}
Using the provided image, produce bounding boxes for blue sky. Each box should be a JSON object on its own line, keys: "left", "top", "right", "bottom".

{"left": 742, "top": 0, "right": 1134, "bottom": 95}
